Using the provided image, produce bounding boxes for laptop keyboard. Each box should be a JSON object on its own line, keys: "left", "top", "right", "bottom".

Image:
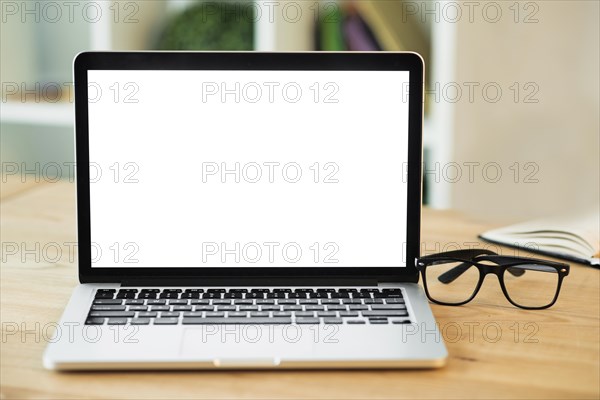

{"left": 86, "top": 288, "right": 411, "bottom": 325}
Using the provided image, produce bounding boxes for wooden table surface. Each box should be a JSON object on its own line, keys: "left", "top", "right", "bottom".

{"left": 1, "top": 179, "right": 599, "bottom": 399}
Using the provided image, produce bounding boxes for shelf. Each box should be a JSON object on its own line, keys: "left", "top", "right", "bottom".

{"left": 1, "top": 103, "right": 73, "bottom": 127}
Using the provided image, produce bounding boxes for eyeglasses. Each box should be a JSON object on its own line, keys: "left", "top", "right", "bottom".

{"left": 416, "top": 249, "right": 570, "bottom": 309}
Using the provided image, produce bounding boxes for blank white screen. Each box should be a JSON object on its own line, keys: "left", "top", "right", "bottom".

{"left": 87, "top": 70, "right": 410, "bottom": 268}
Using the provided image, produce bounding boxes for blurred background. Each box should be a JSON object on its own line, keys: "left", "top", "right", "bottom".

{"left": 1, "top": 0, "right": 598, "bottom": 222}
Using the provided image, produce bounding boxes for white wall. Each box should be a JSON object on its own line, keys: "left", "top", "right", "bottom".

{"left": 450, "top": 0, "right": 599, "bottom": 221}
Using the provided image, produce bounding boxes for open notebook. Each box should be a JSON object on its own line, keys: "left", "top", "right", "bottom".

{"left": 480, "top": 209, "right": 600, "bottom": 267}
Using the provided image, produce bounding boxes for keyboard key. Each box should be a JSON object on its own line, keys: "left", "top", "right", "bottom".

{"left": 164, "top": 289, "right": 182, "bottom": 293}
{"left": 138, "top": 312, "right": 157, "bottom": 318}
{"left": 282, "top": 305, "right": 302, "bottom": 311}
{"left": 172, "top": 306, "right": 192, "bottom": 311}
{"left": 295, "top": 311, "right": 315, "bottom": 317}
{"left": 323, "top": 318, "right": 343, "bottom": 324}
{"left": 261, "top": 305, "right": 280, "bottom": 311}
{"left": 234, "top": 299, "right": 253, "bottom": 305}
{"left": 228, "top": 311, "right": 247, "bottom": 317}
{"left": 321, "top": 299, "right": 340, "bottom": 305}
{"left": 273, "top": 311, "right": 292, "bottom": 317}
{"left": 349, "top": 305, "right": 368, "bottom": 311}
{"left": 95, "top": 290, "right": 115, "bottom": 299}
{"left": 147, "top": 299, "right": 167, "bottom": 305}
{"left": 190, "top": 299, "right": 210, "bottom": 305}
{"left": 91, "top": 305, "right": 126, "bottom": 311}
{"left": 339, "top": 311, "right": 359, "bottom": 317}
{"left": 161, "top": 312, "right": 180, "bottom": 318}
{"left": 154, "top": 318, "right": 179, "bottom": 325}
{"left": 93, "top": 299, "right": 122, "bottom": 305}
{"left": 346, "top": 319, "right": 366, "bottom": 324}
{"left": 362, "top": 289, "right": 381, "bottom": 293}
{"left": 216, "top": 305, "right": 236, "bottom": 311}
{"left": 223, "top": 293, "right": 243, "bottom": 299}
{"left": 392, "top": 320, "right": 412, "bottom": 324}
{"left": 363, "top": 310, "right": 408, "bottom": 317}
{"left": 327, "top": 305, "right": 346, "bottom": 311}
{"left": 116, "top": 292, "right": 136, "bottom": 299}
{"left": 128, "top": 305, "right": 148, "bottom": 311}
{"left": 371, "top": 304, "right": 407, "bottom": 310}
{"left": 298, "top": 299, "right": 318, "bottom": 305}
{"left": 256, "top": 299, "right": 275, "bottom": 305}
{"left": 183, "top": 312, "right": 203, "bottom": 317}
{"left": 295, "top": 317, "right": 320, "bottom": 324}
{"left": 107, "top": 318, "right": 128, "bottom": 325}
{"left": 205, "top": 312, "right": 225, "bottom": 317}
{"left": 182, "top": 318, "right": 291, "bottom": 325}
{"left": 125, "top": 299, "right": 144, "bottom": 305}
{"left": 140, "top": 289, "right": 160, "bottom": 293}
{"left": 267, "top": 292, "right": 287, "bottom": 299}
{"left": 85, "top": 318, "right": 105, "bottom": 325}
{"left": 273, "top": 288, "right": 292, "bottom": 293}
{"left": 364, "top": 299, "right": 384, "bottom": 304}
{"left": 278, "top": 299, "right": 297, "bottom": 305}
{"left": 245, "top": 292, "right": 264, "bottom": 299}
{"left": 369, "top": 319, "right": 389, "bottom": 324}
{"left": 250, "top": 312, "right": 270, "bottom": 317}
{"left": 316, "top": 288, "right": 336, "bottom": 293}
{"left": 150, "top": 305, "right": 170, "bottom": 311}
{"left": 305, "top": 305, "right": 324, "bottom": 311}
{"left": 159, "top": 292, "right": 179, "bottom": 299}
{"left": 385, "top": 298, "right": 405, "bottom": 304}
{"left": 343, "top": 299, "right": 363, "bottom": 304}
{"left": 213, "top": 299, "right": 231, "bottom": 305}
{"left": 251, "top": 288, "right": 270, "bottom": 293}
{"left": 194, "top": 305, "right": 214, "bottom": 311}
{"left": 207, "top": 289, "right": 226, "bottom": 293}
{"left": 168, "top": 300, "right": 188, "bottom": 305}
{"left": 317, "top": 312, "right": 336, "bottom": 317}
{"left": 329, "top": 292, "right": 350, "bottom": 298}
{"left": 89, "top": 311, "right": 135, "bottom": 318}
{"left": 131, "top": 318, "right": 151, "bottom": 325}
{"left": 239, "top": 305, "right": 259, "bottom": 311}
{"left": 374, "top": 292, "right": 402, "bottom": 298}
{"left": 180, "top": 292, "right": 200, "bottom": 299}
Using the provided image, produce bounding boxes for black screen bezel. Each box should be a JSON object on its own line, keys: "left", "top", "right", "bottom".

{"left": 75, "top": 51, "right": 423, "bottom": 285}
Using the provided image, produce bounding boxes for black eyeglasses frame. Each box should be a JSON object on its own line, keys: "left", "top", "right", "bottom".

{"left": 416, "top": 249, "right": 570, "bottom": 310}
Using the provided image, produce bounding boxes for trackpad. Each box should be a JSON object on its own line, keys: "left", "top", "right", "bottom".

{"left": 180, "top": 325, "right": 316, "bottom": 360}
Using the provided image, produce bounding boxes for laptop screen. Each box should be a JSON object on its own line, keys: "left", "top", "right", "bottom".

{"left": 87, "top": 69, "right": 410, "bottom": 268}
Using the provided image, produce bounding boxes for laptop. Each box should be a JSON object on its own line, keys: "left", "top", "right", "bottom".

{"left": 43, "top": 51, "right": 447, "bottom": 370}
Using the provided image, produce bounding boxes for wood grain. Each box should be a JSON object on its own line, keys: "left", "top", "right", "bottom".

{"left": 1, "top": 180, "right": 598, "bottom": 399}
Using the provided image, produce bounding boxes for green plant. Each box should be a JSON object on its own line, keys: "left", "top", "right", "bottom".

{"left": 157, "top": 2, "right": 253, "bottom": 50}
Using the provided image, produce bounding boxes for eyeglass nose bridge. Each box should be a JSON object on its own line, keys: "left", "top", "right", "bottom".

{"left": 477, "top": 263, "right": 503, "bottom": 277}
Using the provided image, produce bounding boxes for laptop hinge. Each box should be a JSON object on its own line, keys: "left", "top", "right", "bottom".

{"left": 120, "top": 277, "right": 381, "bottom": 287}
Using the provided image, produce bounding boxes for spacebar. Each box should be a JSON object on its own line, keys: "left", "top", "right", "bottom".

{"left": 182, "top": 317, "right": 291, "bottom": 324}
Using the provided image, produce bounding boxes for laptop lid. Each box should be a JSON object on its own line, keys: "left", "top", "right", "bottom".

{"left": 74, "top": 52, "right": 423, "bottom": 285}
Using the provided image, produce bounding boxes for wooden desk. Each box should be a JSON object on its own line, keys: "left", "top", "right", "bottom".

{"left": 1, "top": 180, "right": 598, "bottom": 399}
